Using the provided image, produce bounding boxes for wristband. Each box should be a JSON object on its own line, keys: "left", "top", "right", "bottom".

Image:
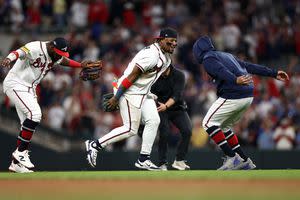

{"left": 115, "top": 78, "right": 132, "bottom": 100}
{"left": 7, "top": 51, "right": 19, "bottom": 61}
{"left": 68, "top": 59, "right": 82, "bottom": 68}
{"left": 165, "top": 104, "right": 168, "bottom": 109}
{"left": 121, "top": 78, "right": 132, "bottom": 89}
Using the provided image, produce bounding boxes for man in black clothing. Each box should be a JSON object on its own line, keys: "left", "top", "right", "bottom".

{"left": 151, "top": 64, "right": 192, "bottom": 170}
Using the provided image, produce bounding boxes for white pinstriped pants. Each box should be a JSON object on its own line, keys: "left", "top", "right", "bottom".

{"left": 97, "top": 95, "right": 160, "bottom": 155}
{"left": 202, "top": 97, "right": 253, "bottom": 132}
{"left": 4, "top": 84, "right": 42, "bottom": 124}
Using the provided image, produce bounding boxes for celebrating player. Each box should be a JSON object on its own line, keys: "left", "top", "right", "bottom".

{"left": 85, "top": 27, "right": 178, "bottom": 170}
{"left": 1, "top": 37, "right": 99, "bottom": 173}
{"left": 193, "top": 36, "right": 289, "bottom": 170}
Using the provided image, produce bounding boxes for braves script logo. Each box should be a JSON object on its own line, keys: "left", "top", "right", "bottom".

{"left": 147, "top": 65, "right": 162, "bottom": 73}
{"left": 30, "top": 58, "right": 46, "bottom": 69}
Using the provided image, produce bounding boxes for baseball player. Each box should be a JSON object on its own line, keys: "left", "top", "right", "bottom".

{"left": 85, "top": 27, "right": 178, "bottom": 170}
{"left": 1, "top": 37, "right": 93, "bottom": 173}
{"left": 193, "top": 36, "right": 289, "bottom": 170}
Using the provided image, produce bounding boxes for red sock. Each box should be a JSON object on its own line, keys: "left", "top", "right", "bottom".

{"left": 17, "top": 129, "right": 34, "bottom": 151}
{"left": 211, "top": 130, "right": 226, "bottom": 145}
{"left": 227, "top": 134, "right": 240, "bottom": 149}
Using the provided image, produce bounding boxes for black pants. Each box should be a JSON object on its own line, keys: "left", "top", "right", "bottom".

{"left": 158, "top": 110, "right": 192, "bottom": 164}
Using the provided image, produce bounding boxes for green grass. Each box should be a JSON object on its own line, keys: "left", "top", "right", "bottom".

{"left": 1, "top": 169, "right": 300, "bottom": 180}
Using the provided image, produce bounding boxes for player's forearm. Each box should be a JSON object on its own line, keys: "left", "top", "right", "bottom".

{"left": 115, "top": 78, "right": 133, "bottom": 100}
{"left": 61, "top": 57, "right": 82, "bottom": 68}
{"left": 165, "top": 98, "right": 175, "bottom": 108}
{"left": 238, "top": 59, "right": 277, "bottom": 78}
{"left": 114, "top": 65, "right": 142, "bottom": 100}
{"left": 6, "top": 49, "right": 26, "bottom": 61}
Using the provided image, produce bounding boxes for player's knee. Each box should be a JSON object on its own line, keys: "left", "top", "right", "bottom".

{"left": 128, "top": 129, "right": 137, "bottom": 136}
{"left": 25, "top": 108, "right": 42, "bottom": 123}
{"left": 202, "top": 120, "right": 212, "bottom": 131}
{"left": 31, "top": 111, "right": 42, "bottom": 122}
{"left": 145, "top": 116, "right": 160, "bottom": 128}
{"left": 128, "top": 123, "right": 139, "bottom": 136}
{"left": 202, "top": 120, "right": 207, "bottom": 130}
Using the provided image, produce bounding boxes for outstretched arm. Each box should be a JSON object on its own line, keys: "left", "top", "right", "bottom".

{"left": 237, "top": 59, "right": 278, "bottom": 77}
{"left": 237, "top": 59, "right": 289, "bottom": 82}
{"left": 0, "top": 47, "right": 28, "bottom": 68}
{"left": 60, "top": 57, "right": 97, "bottom": 68}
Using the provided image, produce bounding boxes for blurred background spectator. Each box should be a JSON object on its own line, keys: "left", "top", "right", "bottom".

{"left": 0, "top": 0, "right": 299, "bottom": 151}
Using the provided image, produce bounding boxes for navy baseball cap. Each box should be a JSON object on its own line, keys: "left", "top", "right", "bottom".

{"left": 155, "top": 27, "right": 178, "bottom": 39}
{"left": 52, "top": 37, "right": 69, "bottom": 57}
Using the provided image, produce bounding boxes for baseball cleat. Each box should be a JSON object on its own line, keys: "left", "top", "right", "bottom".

{"left": 217, "top": 153, "right": 244, "bottom": 170}
{"left": 239, "top": 158, "right": 256, "bottom": 170}
{"left": 9, "top": 161, "right": 34, "bottom": 173}
{"left": 135, "top": 159, "right": 161, "bottom": 171}
{"left": 12, "top": 149, "right": 34, "bottom": 168}
{"left": 85, "top": 140, "right": 98, "bottom": 168}
{"left": 172, "top": 160, "right": 190, "bottom": 170}
{"left": 159, "top": 163, "right": 168, "bottom": 171}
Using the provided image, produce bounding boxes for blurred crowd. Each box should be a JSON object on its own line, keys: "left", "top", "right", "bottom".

{"left": 1, "top": 0, "right": 300, "bottom": 150}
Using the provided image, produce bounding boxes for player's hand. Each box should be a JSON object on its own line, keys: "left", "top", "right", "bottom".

{"left": 107, "top": 96, "right": 119, "bottom": 110}
{"left": 276, "top": 70, "right": 289, "bottom": 82}
{"left": 236, "top": 75, "right": 253, "bottom": 85}
{"left": 0, "top": 58, "right": 12, "bottom": 68}
{"left": 157, "top": 102, "right": 167, "bottom": 112}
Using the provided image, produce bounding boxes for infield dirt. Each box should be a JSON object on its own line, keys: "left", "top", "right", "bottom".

{"left": 1, "top": 179, "right": 300, "bottom": 200}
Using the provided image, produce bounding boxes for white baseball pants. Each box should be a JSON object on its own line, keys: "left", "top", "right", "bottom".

{"left": 202, "top": 97, "right": 253, "bottom": 132}
{"left": 4, "top": 84, "right": 42, "bottom": 124}
{"left": 98, "top": 95, "right": 160, "bottom": 155}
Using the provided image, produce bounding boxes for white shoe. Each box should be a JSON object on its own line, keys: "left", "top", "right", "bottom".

{"left": 9, "top": 161, "right": 34, "bottom": 173}
{"left": 159, "top": 164, "right": 168, "bottom": 171}
{"left": 135, "top": 159, "right": 160, "bottom": 171}
{"left": 238, "top": 158, "right": 256, "bottom": 170}
{"left": 217, "top": 154, "right": 244, "bottom": 170}
{"left": 172, "top": 160, "right": 190, "bottom": 170}
{"left": 12, "top": 149, "right": 34, "bottom": 168}
{"left": 85, "top": 140, "right": 98, "bottom": 167}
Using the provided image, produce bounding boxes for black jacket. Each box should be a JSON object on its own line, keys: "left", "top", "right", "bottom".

{"left": 151, "top": 65, "right": 187, "bottom": 111}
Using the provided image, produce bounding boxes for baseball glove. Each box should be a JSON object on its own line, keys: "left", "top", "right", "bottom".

{"left": 102, "top": 93, "right": 119, "bottom": 112}
{"left": 79, "top": 60, "right": 102, "bottom": 81}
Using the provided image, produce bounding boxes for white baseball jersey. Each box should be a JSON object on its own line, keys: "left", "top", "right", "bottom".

{"left": 118, "top": 42, "right": 171, "bottom": 95}
{"left": 98, "top": 42, "right": 172, "bottom": 155}
{"left": 3, "top": 41, "right": 62, "bottom": 93}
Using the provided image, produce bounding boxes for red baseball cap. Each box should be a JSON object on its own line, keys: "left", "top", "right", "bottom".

{"left": 52, "top": 37, "right": 69, "bottom": 57}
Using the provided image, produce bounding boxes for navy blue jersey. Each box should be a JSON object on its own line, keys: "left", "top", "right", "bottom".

{"left": 193, "top": 36, "right": 278, "bottom": 99}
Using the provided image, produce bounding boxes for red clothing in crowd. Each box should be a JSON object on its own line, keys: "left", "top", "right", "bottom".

{"left": 88, "top": 0, "right": 109, "bottom": 24}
